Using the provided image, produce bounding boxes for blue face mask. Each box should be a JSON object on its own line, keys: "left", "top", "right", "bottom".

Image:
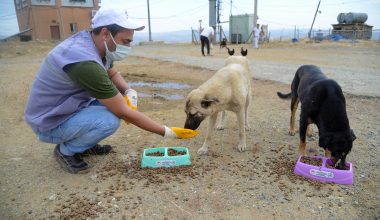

{"left": 104, "top": 34, "right": 132, "bottom": 61}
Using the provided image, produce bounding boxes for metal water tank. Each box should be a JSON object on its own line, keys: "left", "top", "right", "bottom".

{"left": 337, "top": 13, "right": 346, "bottom": 24}
{"left": 344, "top": 12, "right": 368, "bottom": 24}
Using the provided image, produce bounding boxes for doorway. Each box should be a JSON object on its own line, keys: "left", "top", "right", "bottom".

{"left": 50, "top": 25, "right": 60, "bottom": 40}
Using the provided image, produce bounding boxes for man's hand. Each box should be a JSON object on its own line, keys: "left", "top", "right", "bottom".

{"left": 124, "top": 89, "right": 138, "bottom": 110}
{"left": 163, "top": 126, "right": 199, "bottom": 139}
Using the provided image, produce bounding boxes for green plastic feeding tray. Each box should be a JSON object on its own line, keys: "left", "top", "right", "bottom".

{"left": 141, "top": 147, "right": 191, "bottom": 168}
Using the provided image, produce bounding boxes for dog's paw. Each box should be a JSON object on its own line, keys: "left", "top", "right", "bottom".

{"left": 237, "top": 143, "right": 247, "bottom": 152}
{"left": 197, "top": 147, "right": 209, "bottom": 155}
{"left": 288, "top": 130, "right": 296, "bottom": 136}
{"left": 216, "top": 124, "right": 224, "bottom": 130}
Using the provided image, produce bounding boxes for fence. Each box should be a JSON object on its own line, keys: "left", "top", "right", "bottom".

{"left": 192, "top": 29, "right": 380, "bottom": 44}
{"left": 310, "top": 29, "right": 380, "bottom": 42}
{"left": 260, "top": 29, "right": 380, "bottom": 42}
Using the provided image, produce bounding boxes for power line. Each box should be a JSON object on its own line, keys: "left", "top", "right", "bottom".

{"left": 129, "top": 3, "right": 207, "bottom": 20}
{"left": 0, "top": 12, "right": 17, "bottom": 18}
{"left": 258, "top": 18, "right": 309, "bottom": 28}
{"left": 241, "top": 0, "right": 368, "bottom": 8}
{"left": 126, "top": 0, "right": 172, "bottom": 10}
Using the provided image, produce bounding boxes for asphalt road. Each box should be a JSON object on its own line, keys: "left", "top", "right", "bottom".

{"left": 131, "top": 46, "right": 380, "bottom": 97}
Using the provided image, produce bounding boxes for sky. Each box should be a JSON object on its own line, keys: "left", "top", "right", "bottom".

{"left": 0, "top": 0, "right": 19, "bottom": 38}
{"left": 101, "top": 0, "right": 380, "bottom": 33}
{"left": 1, "top": 0, "right": 380, "bottom": 38}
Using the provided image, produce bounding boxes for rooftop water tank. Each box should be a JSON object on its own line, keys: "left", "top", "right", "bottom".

{"left": 337, "top": 12, "right": 368, "bottom": 24}
{"left": 337, "top": 13, "right": 346, "bottom": 24}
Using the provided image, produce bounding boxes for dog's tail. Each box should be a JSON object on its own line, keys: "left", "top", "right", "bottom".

{"left": 277, "top": 91, "right": 291, "bottom": 99}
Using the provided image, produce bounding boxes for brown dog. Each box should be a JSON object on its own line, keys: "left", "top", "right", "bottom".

{"left": 184, "top": 56, "right": 252, "bottom": 155}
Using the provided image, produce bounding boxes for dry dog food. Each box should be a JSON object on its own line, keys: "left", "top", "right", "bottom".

{"left": 146, "top": 151, "right": 164, "bottom": 157}
{"left": 325, "top": 162, "right": 349, "bottom": 170}
{"left": 167, "top": 148, "right": 186, "bottom": 156}
{"left": 300, "top": 157, "right": 322, "bottom": 166}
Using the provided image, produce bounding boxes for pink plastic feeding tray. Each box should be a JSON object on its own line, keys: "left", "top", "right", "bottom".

{"left": 294, "top": 155, "right": 354, "bottom": 185}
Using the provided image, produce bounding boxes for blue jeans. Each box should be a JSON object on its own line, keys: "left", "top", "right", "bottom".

{"left": 34, "top": 100, "right": 120, "bottom": 156}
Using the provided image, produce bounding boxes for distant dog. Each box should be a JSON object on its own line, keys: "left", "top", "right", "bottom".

{"left": 277, "top": 65, "right": 356, "bottom": 169}
{"left": 184, "top": 56, "right": 252, "bottom": 155}
{"left": 220, "top": 38, "right": 227, "bottom": 48}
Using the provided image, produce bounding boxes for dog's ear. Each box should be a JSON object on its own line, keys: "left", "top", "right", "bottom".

{"left": 201, "top": 97, "right": 219, "bottom": 108}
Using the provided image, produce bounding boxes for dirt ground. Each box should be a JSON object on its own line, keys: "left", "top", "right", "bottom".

{"left": 0, "top": 40, "right": 379, "bottom": 219}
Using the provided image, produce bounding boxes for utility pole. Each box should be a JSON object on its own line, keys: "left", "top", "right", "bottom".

{"left": 308, "top": 0, "right": 321, "bottom": 40}
{"left": 253, "top": 0, "right": 258, "bottom": 27}
{"left": 230, "top": 0, "right": 232, "bottom": 16}
{"left": 147, "top": 0, "right": 152, "bottom": 41}
{"left": 217, "top": 0, "right": 222, "bottom": 44}
{"left": 217, "top": 0, "right": 221, "bottom": 24}
{"left": 252, "top": 0, "right": 258, "bottom": 46}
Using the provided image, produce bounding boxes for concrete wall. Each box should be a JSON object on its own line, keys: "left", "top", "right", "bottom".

{"left": 332, "top": 23, "right": 373, "bottom": 39}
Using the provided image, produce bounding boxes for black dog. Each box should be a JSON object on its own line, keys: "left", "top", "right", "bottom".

{"left": 277, "top": 65, "right": 356, "bottom": 169}
{"left": 220, "top": 38, "right": 227, "bottom": 48}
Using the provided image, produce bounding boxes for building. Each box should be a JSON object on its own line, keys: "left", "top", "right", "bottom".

{"left": 332, "top": 23, "right": 373, "bottom": 40}
{"left": 332, "top": 12, "right": 373, "bottom": 40}
{"left": 14, "top": 0, "right": 100, "bottom": 41}
{"left": 229, "top": 14, "right": 254, "bottom": 44}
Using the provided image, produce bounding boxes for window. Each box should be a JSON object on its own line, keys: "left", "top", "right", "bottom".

{"left": 91, "top": 10, "right": 97, "bottom": 17}
{"left": 22, "top": 0, "right": 28, "bottom": 7}
{"left": 16, "top": 0, "right": 22, "bottom": 9}
{"left": 70, "top": 23, "right": 78, "bottom": 33}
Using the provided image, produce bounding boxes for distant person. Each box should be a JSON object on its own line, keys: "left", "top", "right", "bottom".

{"left": 24, "top": 8, "right": 198, "bottom": 174}
{"left": 259, "top": 25, "right": 265, "bottom": 43}
{"left": 200, "top": 25, "right": 216, "bottom": 56}
{"left": 253, "top": 24, "right": 260, "bottom": 49}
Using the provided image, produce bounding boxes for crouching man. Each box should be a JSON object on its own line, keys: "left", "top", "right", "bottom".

{"left": 24, "top": 8, "right": 197, "bottom": 174}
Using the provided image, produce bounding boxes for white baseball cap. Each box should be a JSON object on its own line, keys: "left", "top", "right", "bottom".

{"left": 92, "top": 8, "right": 145, "bottom": 31}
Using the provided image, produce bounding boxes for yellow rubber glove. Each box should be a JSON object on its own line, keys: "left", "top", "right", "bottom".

{"left": 124, "top": 89, "right": 138, "bottom": 110}
{"left": 124, "top": 95, "right": 137, "bottom": 111}
{"left": 164, "top": 126, "right": 199, "bottom": 139}
{"left": 124, "top": 90, "right": 138, "bottom": 124}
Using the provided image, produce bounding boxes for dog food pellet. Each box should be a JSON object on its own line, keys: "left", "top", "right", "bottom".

{"left": 146, "top": 151, "right": 164, "bottom": 156}
{"left": 326, "top": 162, "right": 349, "bottom": 170}
{"left": 326, "top": 163, "right": 335, "bottom": 169}
{"left": 167, "top": 148, "right": 186, "bottom": 156}
{"left": 300, "top": 157, "right": 322, "bottom": 166}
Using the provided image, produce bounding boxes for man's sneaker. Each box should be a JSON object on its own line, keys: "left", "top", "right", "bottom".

{"left": 54, "top": 145, "right": 90, "bottom": 174}
{"left": 80, "top": 144, "right": 113, "bottom": 156}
